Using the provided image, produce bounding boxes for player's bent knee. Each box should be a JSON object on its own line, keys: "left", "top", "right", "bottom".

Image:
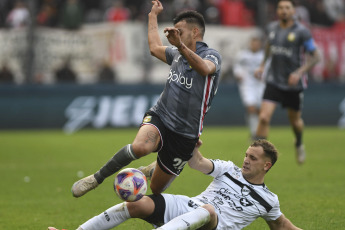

{"left": 126, "top": 196, "right": 155, "bottom": 218}
{"left": 201, "top": 204, "right": 217, "bottom": 228}
{"left": 201, "top": 204, "right": 215, "bottom": 217}
{"left": 131, "top": 142, "right": 153, "bottom": 158}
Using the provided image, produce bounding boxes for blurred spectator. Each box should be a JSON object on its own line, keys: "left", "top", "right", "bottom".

{"left": 323, "top": 0, "right": 345, "bottom": 22}
{"left": 304, "top": 0, "right": 334, "bottom": 26}
{"left": 6, "top": 0, "right": 30, "bottom": 28}
{"left": 83, "top": 0, "right": 103, "bottom": 23}
{"left": 0, "top": 0, "right": 12, "bottom": 28}
{"left": 295, "top": 0, "right": 310, "bottom": 26}
{"left": 123, "top": 0, "right": 150, "bottom": 21}
{"left": 218, "top": 0, "right": 254, "bottom": 26}
{"left": 172, "top": 0, "right": 200, "bottom": 15}
{"left": 59, "top": 0, "right": 84, "bottom": 30}
{"left": 104, "top": 0, "right": 130, "bottom": 23}
{"left": 36, "top": 0, "right": 58, "bottom": 27}
{"left": 98, "top": 60, "right": 117, "bottom": 83}
{"left": 55, "top": 58, "right": 77, "bottom": 83}
{"left": 0, "top": 62, "right": 14, "bottom": 83}
{"left": 200, "top": 0, "right": 221, "bottom": 24}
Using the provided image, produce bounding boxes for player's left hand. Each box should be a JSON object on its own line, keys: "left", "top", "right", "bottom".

{"left": 164, "top": 27, "right": 182, "bottom": 48}
{"left": 288, "top": 72, "right": 301, "bottom": 86}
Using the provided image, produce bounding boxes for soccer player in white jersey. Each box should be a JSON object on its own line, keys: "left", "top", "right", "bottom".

{"left": 71, "top": 0, "right": 221, "bottom": 198}
{"left": 234, "top": 36, "right": 265, "bottom": 140}
{"left": 48, "top": 139, "right": 302, "bottom": 230}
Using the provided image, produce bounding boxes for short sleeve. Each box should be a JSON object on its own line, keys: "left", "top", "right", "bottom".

{"left": 262, "top": 199, "right": 282, "bottom": 221}
{"left": 300, "top": 27, "right": 317, "bottom": 53}
{"left": 203, "top": 49, "right": 221, "bottom": 73}
{"left": 209, "top": 159, "right": 235, "bottom": 178}
{"left": 165, "top": 46, "right": 179, "bottom": 65}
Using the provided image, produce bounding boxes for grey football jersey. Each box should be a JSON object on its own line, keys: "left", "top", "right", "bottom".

{"left": 265, "top": 20, "right": 317, "bottom": 91}
{"left": 150, "top": 41, "right": 221, "bottom": 139}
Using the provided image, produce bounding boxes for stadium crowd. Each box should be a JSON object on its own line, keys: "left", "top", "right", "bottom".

{"left": 0, "top": 0, "right": 344, "bottom": 29}
{"left": 0, "top": 0, "right": 344, "bottom": 84}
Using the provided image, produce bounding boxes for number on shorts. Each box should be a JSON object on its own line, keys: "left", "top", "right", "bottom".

{"left": 173, "top": 158, "right": 187, "bottom": 172}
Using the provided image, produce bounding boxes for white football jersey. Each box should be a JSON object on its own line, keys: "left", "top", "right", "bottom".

{"left": 191, "top": 160, "right": 282, "bottom": 229}
{"left": 233, "top": 49, "right": 264, "bottom": 87}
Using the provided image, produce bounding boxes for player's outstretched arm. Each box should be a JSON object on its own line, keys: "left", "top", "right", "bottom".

{"left": 188, "top": 140, "right": 214, "bottom": 174}
{"left": 266, "top": 214, "right": 303, "bottom": 230}
{"left": 148, "top": 0, "right": 167, "bottom": 63}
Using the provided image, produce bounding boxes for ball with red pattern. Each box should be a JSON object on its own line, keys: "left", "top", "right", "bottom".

{"left": 114, "top": 168, "right": 147, "bottom": 202}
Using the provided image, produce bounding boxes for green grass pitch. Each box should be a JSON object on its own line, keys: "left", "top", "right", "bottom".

{"left": 1, "top": 126, "right": 344, "bottom": 230}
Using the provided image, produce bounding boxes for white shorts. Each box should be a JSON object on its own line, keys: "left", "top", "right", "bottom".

{"left": 238, "top": 83, "right": 265, "bottom": 107}
{"left": 162, "top": 194, "right": 201, "bottom": 223}
{"left": 147, "top": 194, "right": 234, "bottom": 230}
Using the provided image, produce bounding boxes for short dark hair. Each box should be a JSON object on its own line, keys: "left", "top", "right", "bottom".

{"left": 278, "top": 0, "right": 296, "bottom": 7}
{"left": 173, "top": 10, "right": 205, "bottom": 37}
{"left": 251, "top": 139, "right": 278, "bottom": 169}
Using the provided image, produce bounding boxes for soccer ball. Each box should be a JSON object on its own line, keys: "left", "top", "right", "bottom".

{"left": 114, "top": 168, "right": 147, "bottom": 202}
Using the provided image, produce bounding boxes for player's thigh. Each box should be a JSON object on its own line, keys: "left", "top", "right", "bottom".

{"left": 162, "top": 194, "right": 195, "bottom": 222}
{"left": 259, "top": 100, "right": 277, "bottom": 120}
{"left": 132, "top": 124, "right": 161, "bottom": 157}
{"left": 150, "top": 163, "right": 176, "bottom": 195}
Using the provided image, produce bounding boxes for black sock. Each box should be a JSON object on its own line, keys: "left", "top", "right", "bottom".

{"left": 94, "top": 144, "right": 138, "bottom": 184}
{"left": 295, "top": 131, "right": 303, "bottom": 147}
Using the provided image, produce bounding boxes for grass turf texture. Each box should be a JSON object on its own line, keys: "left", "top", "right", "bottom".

{"left": 1, "top": 127, "right": 344, "bottom": 230}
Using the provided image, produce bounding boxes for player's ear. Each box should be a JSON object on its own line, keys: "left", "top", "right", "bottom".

{"left": 193, "top": 27, "right": 199, "bottom": 39}
{"left": 264, "top": 161, "right": 272, "bottom": 172}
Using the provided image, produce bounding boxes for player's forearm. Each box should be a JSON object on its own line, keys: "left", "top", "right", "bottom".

{"left": 295, "top": 50, "right": 321, "bottom": 75}
{"left": 260, "top": 42, "right": 271, "bottom": 67}
{"left": 188, "top": 150, "right": 213, "bottom": 174}
{"left": 148, "top": 13, "right": 163, "bottom": 54}
{"left": 178, "top": 43, "right": 213, "bottom": 76}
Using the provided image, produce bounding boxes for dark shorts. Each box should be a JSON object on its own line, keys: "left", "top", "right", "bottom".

{"left": 141, "top": 111, "right": 199, "bottom": 176}
{"left": 143, "top": 194, "right": 165, "bottom": 227}
{"left": 263, "top": 83, "right": 304, "bottom": 111}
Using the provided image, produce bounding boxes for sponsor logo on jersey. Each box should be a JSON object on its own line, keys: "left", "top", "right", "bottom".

{"left": 241, "top": 186, "right": 251, "bottom": 196}
{"left": 143, "top": 115, "right": 152, "bottom": 123}
{"left": 270, "top": 45, "right": 293, "bottom": 57}
{"left": 287, "top": 32, "right": 296, "bottom": 42}
{"left": 269, "top": 31, "right": 275, "bottom": 40}
{"left": 168, "top": 69, "right": 193, "bottom": 89}
{"left": 174, "top": 55, "right": 182, "bottom": 62}
{"left": 240, "top": 198, "right": 253, "bottom": 207}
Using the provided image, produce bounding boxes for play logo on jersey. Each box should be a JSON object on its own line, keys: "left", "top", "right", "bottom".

{"left": 143, "top": 115, "right": 152, "bottom": 123}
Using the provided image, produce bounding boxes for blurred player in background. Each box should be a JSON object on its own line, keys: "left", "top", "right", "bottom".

{"left": 71, "top": 0, "right": 221, "bottom": 198}
{"left": 233, "top": 35, "right": 265, "bottom": 140}
{"left": 48, "top": 139, "right": 302, "bottom": 230}
{"left": 254, "top": 0, "right": 320, "bottom": 164}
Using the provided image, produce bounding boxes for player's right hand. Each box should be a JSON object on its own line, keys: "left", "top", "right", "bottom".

{"left": 254, "top": 66, "right": 264, "bottom": 80}
{"left": 150, "top": 0, "right": 163, "bottom": 15}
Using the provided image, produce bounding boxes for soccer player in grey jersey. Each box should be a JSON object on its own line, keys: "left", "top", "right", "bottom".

{"left": 254, "top": 0, "right": 320, "bottom": 164}
{"left": 71, "top": 0, "right": 221, "bottom": 198}
{"left": 48, "top": 140, "right": 302, "bottom": 230}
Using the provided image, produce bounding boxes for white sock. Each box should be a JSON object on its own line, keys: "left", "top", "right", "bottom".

{"left": 157, "top": 207, "right": 210, "bottom": 230}
{"left": 79, "top": 202, "right": 130, "bottom": 230}
{"left": 247, "top": 113, "right": 259, "bottom": 138}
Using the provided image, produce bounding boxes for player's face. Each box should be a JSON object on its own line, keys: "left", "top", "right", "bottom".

{"left": 277, "top": 1, "right": 295, "bottom": 22}
{"left": 250, "top": 38, "right": 262, "bottom": 52}
{"left": 242, "top": 146, "right": 271, "bottom": 183}
{"left": 175, "top": 20, "right": 194, "bottom": 48}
